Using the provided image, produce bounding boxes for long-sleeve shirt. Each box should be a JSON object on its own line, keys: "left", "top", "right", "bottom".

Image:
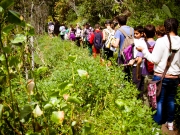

{"left": 142, "top": 35, "right": 180, "bottom": 75}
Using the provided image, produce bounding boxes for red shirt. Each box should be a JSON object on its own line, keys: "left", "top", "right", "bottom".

{"left": 89, "top": 29, "right": 102, "bottom": 45}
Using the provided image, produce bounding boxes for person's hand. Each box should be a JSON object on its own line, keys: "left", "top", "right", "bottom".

{"left": 128, "top": 59, "right": 135, "bottom": 66}
{"left": 136, "top": 46, "right": 144, "bottom": 52}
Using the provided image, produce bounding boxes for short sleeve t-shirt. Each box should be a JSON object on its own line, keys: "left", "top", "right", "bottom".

{"left": 136, "top": 40, "right": 156, "bottom": 75}
{"left": 114, "top": 26, "right": 134, "bottom": 55}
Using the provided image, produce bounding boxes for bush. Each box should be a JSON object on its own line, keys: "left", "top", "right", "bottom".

{"left": 31, "top": 36, "right": 159, "bottom": 134}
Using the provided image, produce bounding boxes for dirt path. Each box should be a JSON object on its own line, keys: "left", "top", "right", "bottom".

{"left": 161, "top": 124, "right": 180, "bottom": 135}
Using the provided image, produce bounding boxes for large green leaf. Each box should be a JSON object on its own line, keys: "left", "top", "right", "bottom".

{"left": 20, "top": 105, "right": 32, "bottom": 119}
{"left": 67, "top": 96, "right": 81, "bottom": 104}
{"left": 162, "top": 4, "right": 172, "bottom": 18}
{"left": 44, "top": 103, "right": 52, "bottom": 110}
{"left": 8, "top": 10, "right": 22, "bottom": 24}
{"left": 2, "top": 24, "right": 14, "bottom": 34}
{"left": 68, "top": 55, "right": 77, "bottom": 63}
{"left": 0, "top": 55, "right": 5, "bottom": 61}
{"left": 11, "top": 34, "right": 26, "bottom": 44}
{"left": 36, "top": 66, "right": 48, "bottom": 76}
{"left": 0, "top": 0, "right": 14, "bottom": 10}
{"left": 77, "top": 69, "right": 88, "bottom": 78}
{"left": 0, "top": 104, "right": 3, "bottom": 118}
{"left": 0, "top": 6, "right": 3, "bottom": 12}
{"left": 58, "top": 82, "right": 69, "bottom": 90}
{"left": 115, "top": 99, "right": 125, "bottom": 110}
{"left": 51, "top": 111, "right": 64, "bottom": 124}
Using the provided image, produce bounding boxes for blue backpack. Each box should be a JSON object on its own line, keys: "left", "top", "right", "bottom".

{"left": 93, "top": 32, "right": 103, "bottom": 50}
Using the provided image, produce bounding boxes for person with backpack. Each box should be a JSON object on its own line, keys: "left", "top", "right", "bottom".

{"left": 135, "top": 24, "right": 156, "bottom": 99}
{"left": 102, "top": 20, "right": 115, "bottom": 61}
{"left": 128, "top": 26, "right": 144, "bottom": 91}
{"left": 69, "top": 26, "right": 76, "bottom": 41}
{"left": 111, "top": 15, "right": 134, "bottom": 81}
{"left": 89, "top": 24, "right": 103, "bottom": 58}
{"left": 83, "top": 23, "right": 94, "bottom": 56}
{"left": 59, "top": 23, "right": 66, "bottom": 40}
{"left": 48, "top": 21, "right": 54, "bottom": 37}
{"left": 136, "top": 18, "right": 180, "bottom": 131}
{"left": 75, "top": 23, "right": 82, "bottom": 47}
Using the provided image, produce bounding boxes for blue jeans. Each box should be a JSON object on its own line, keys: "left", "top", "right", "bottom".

{"left": 152, "top": 75, "right": 179, "bottom": 124}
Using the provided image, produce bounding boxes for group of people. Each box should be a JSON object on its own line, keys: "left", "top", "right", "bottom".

{"left": 104, "top": 16, "right": 180, "bottom": 131}
{"left": 48, "top": 16, "right": 180, "bottom": 131}
{"left": 96, "top": 16, "right": 180, "bottom": 132}
{"left": 47, "top": 20, "right": 92, "bottom": 47}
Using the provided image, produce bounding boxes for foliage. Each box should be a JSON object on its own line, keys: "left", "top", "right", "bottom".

{"left": 113, "top": 0, "right": 180, "bottom": 27}
{"left": 0, "top": 19, "right": 160, "bottom": 134}
{"left": 28, "top": 36, "right": 160, "bottom": 134}
{"left": 52, "top": 0, "right": 180, "bottom": 28}
{"left": 8, "top": 0, "right": 180, "bottom": 33}
{"left": 54, "top": 0, "right": 118, "bottom": 26}
{"left": 0, "top": 0, "right": 179, "bottom": 134}
{"left": 13, "top": 0, "right": 51, "bottom": 34}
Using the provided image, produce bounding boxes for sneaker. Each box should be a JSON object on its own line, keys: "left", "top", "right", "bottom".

{"left": 165, "top": 122, "right": 174, "bottom": 131}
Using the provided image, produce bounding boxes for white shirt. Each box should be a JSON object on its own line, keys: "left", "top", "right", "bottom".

{"left": 142, "top": 35, "right": 180, "bottom": 75}
{"left": 133, "top": 38, "right": 144, "bottom": 66}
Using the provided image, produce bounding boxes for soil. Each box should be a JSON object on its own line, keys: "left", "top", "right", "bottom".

{"left": 161, "top": 124, "right": 180, "bottom": 135}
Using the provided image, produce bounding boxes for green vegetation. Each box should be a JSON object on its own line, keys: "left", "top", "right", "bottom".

{"left": 1, "top": 34, "right": 160, "bottom": 134}
{"left": 0, "top": 0, "right": 180, "bottom": 134}
{"left": 52, "top": 0, "right": 180, "bottom": 27}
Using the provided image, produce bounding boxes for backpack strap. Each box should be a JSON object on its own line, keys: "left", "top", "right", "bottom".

{"left": 104, "top": 28, "right": 114, "bottom": 36}
{"left": 104, "top": 29, "right": 110, "bottom": 34}
{"left": 145, "top": 40, "right": 155, "bottom": 48}
{"left": 161, "top": 50, "right": 177, "bottom": 80}
{"left": 119, "top": 27, "right": 133, "bottom": 37}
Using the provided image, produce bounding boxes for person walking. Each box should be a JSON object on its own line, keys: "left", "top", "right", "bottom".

{"left": 136, "top": 18, "right": 180, "bottom": 131}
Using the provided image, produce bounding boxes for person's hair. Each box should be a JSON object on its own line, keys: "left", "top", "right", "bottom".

{"left": 164, "top": 18, "right": 179, "bottom": 52}
{"left": 94, "top": 24, "right": 100, "bottom": 29}
{"left": 105, "top": 20, "right": 112, "bottom": 25}
{"left": 155, "top": 25, "right": 165, "bottom": 37}
{"left": 134, "top": 25, "right": 144, "bottom": 33}
{"left": 110, "top": 23, "right": 115, "bottom": 29}
{"left": 164, "top": 18, "right": 179, "bottom": 35}
{"left": 144, "top": 24, "right": 156, "bottom": 38}
{"left": 116, "top": 15, "right": 127, "bottom": 25}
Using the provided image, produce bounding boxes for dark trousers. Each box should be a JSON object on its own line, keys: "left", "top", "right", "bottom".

{"left": 152, "top": 75, "right": 179, "bottom": 124}
{"left": 132, "top": 66, "right": 142, "bottom": 90}
{"left": 102, "top": 47, "right": 114, "bottom": 60}
{"left": 75, "top": 37, "right": 81, "bottom": 47}
{"left": 60, "top": 35, "right": 64, "bottom": 40}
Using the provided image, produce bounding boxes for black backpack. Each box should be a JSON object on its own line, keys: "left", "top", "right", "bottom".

{"left": 93, "top": 31, "right": 103, "bottom": 49}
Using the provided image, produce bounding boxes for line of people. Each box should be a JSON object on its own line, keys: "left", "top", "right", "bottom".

{"left": 103, "top": 16, "right": 180, "bottom": 132}
{"left": 48, "top": 16, "right": 180, "bottom": 131}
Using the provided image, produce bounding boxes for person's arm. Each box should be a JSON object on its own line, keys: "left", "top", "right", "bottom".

{"left": 102, "top": 30, "right": 106, "bottom": 42}
{"left": 112, "top": 30, "right": 120, "bottom": 48}
{"left": 136, "top": 39, "right": 164, "bottom": 64}
{"left": 136, "top": 57, "right": 142, "bottom": 80}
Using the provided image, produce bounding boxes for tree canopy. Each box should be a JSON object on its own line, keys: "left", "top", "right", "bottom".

{"left": 11, "top": 0, "right": 180, "bottom": 33}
